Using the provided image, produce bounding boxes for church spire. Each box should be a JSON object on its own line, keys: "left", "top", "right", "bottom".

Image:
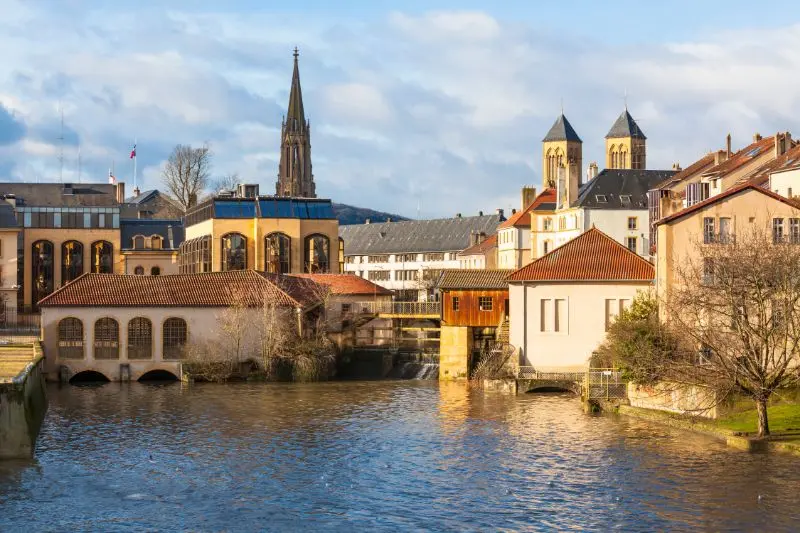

{"left": 276, "top": 48, "right": 316, "bottom": 198}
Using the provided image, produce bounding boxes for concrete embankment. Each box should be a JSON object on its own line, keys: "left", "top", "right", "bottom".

{"left": 0, "top": 342, "right": 48, "bottom": 459}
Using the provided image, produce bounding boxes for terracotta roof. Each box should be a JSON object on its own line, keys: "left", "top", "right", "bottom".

{"left": 499, "top": 189, "right": 557, "bottom": 229}
{"left": 38, "top": 271, "right": 324, "bottom": 308}
{"left": 701, "top": 136, "right": 775, "bottom": 180}
{"left": 507, "top": 228, "right": 654, "bottom": 282}
{"left": 290, "top": 273, "right": 393, "bottom": 296}
{"left": 458, "top": 234, "right": 497, "bottom": 256}
{"left": 438, "top": 269, "right": 515, "bottom": 290}
{"left": 742, "top": 143, "right": 800, "bottom": 186}
{"left": 654, "top": 152, "right": 718, "bottom": 189}
{"left": 655, "top": 182, "right": 800, "bottom": 226}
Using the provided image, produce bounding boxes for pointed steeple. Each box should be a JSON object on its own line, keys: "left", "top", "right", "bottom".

{"left": 286, "top": 47, "right": 306, "bottom": 132}
{"left": 543, "top": 114, "right": 582, "bottom": 143}
{"left": 276, "top": 48, "right": 316, "bottom": 198}
{"left": 606, "top": 109, "right": 646, "bottom": 140}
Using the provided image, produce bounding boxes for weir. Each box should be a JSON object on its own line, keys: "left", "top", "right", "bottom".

{"left": 0, "top": 342, "right": 48, "bottom": 459}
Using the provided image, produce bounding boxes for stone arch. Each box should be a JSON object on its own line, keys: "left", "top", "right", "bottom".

{"left": 137, "top": 369, "right": 179, "bottom": 382}
{"left": 68, "top": 369, "right": 111, "bottom": 384}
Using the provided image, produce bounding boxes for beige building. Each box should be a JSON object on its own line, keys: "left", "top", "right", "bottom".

{"left": 655, "top": 183, "right": 800, "bottom": 307}
{"left": 458, "top": 234, "right": 497, "bottom": 269}
{"left": 38, "top": 270, "right": 324, "bottom": 382}
{"left": 121, "top": 218, "right": 183, "bottom": 275}
{"left": 498, "top": 188, "right": 556, "bottom": 269}
{"left": 541, "top": 114, "right": 582, "bottom": 193}
{"left": 508, "top": 228, "right": 654, "bottom": 372}
{"left": 0, "top": 203, "right": 20, "bottom": 311}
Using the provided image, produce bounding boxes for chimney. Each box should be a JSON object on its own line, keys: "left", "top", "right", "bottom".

{"left": 455, "top": 213, "right": 461, "bottom": 218}
{"left": 133, "top": 186, "right": 141, "bottom": 197}
{"left": 496, "top": 208, "right": 505, "bottom": 221}
{"left": 115, "top": 182, "right": 125, "bottom": 204}
{"left": 511, "top": 208, "right": 517, "bottom": 215}
{"left": 4, "top": 194, "right": 15, "bottom": 208}
{"left": 586, "top": 162, "right": 599, "bottom": 181}
{"left": 726, "top": 133, "right": 732, "bottom": 157}
{"left": 775, "top": 131, "right": 792, "bottom": 157}
{"left": 672, "top": 162, "right": 682, "bottom": 171}
{"left": 365, "top": 218, "right": 371, "bottom": 224}
{"left": 478, "top": 211, "right": 483, "bottom": 216}
{"left": 753, "top": 132, "right": 762, "bottom": 142}
{"left": 470, "top": 231, "right": 479, "bottom": 247}
{"left": 520, "top": 186, "right": 537, "bottom": 210}
{"left": 713, "top": 150, "right": 728, "bottom": 166}
{"left": 167, "top": 225, "right": 174, "bottom": 249}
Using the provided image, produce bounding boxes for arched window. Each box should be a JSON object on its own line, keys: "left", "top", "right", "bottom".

{"left": 134, "top": 266, "right": 145, "bottom": 275}
{"left": 91, "top": 241, "right": 113, "bottom": 274}
{"left": 58, "top": 318, "right": 84, "bottom": 360}
{"left": 151, "top": 266, "right": 161, "bottom": 276}
{"left": 61, "top": 241, "right": 84, "bottom": 285}
{"left": 32, "top": 240, "right": 54, "bottom": 307}
{"left": 265, "top": 233, "right": 291, "bottom": 274}
{"left": 94, "top": 317, "right": 119, "bottom": 360}
{"left": 127, "top": 317, "right": 152, "bottom": 360}
{"left": 221, "top": 233, "right": 247, "bottom": 271}
{"left": 163, "top": 318, "right": 187, "bottom": 360}
{"left": 338, "top": 237, "right": 345, "bottom": 273}
{"left": 133, "top": 235, "right": 145, "bottom": 249}
{"left": 151, "top": 236, "right": 163, "bottom": 249}
{"left": 304, "top": 234, "right": 330, "bottom": 273}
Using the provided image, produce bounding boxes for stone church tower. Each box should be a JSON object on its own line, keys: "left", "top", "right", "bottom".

{"left": 276, "top": 48, "right": 316, "bottom": 198}
{"left": 605, "top": 108, "right": 647, "bottom": 170}
{"left": 542, "top": 113, "right": 582, "bottom": 206}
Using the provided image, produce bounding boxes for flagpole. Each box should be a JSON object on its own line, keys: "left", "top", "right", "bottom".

{"left": 133, "top": 137, "right": 137, "bottom": 189}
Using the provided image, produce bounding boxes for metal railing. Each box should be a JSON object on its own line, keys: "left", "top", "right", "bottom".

{"left": 0, "top": 308, "right": 41, "bottom": 343}
{"left": 352, "top": 301, "right": 442, "bottom": 317}
{"left": 584, "top": 368, "right": 626, "bottom": 400}
{"left": 517, "top": 367, "right": 585, "bottom": 381}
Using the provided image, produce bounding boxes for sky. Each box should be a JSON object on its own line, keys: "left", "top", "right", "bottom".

{"left": 1, "top": 1, "right": 799, "bottom": 219}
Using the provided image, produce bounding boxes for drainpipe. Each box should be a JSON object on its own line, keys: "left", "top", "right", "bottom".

{"left": 296, "top": 307, "right": 303, "bottom": 337}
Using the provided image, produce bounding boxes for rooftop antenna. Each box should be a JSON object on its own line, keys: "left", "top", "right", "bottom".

{"left": 560, "top": 98, "right": 564, "bottom": 115}
{"left": 58, "top": 101, "right": 64, "bottom": 184}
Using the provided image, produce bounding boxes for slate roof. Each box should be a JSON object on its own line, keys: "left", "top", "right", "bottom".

{"left": 499, "top": 189, "right": 557, "bottom": 229}
{"left": 120, "top": 219, "right": 185, "bottom": 250}
{"left": 0, "top": 203, "right": 19, "bottom": 228}
{"left": 125, "top": 189, "right": 159, "bottom": 205}
{"left": 0, "top": 182, "right": 119, "bottom": 207}
{"left": 37, "top": 271, "right": 324, "bottom": 309}
{"left": 458, "top": 234, "right": 497, "bottom": 256}
{"left": 438, "top": 269, "right": 514, "bottom": 290}
{"left": 543, "top": 114, "right": 582, "bottom": 143}
{"left": 573, "top": 169, "right": 676, "bottom": 209}
{"left": 606, "top": 109, "right": 646, "bottom": 139}
{"left": 507, "top": 228, "right": 654, "bottom": 282}
{"left": 291, "top": 273, "right": 393, "bottom": 296}
{"left": 655, "top": 183, "right": 800, "bottom": 226}
{"left": 339, "top": 214, "right": 502, "bottom": 255}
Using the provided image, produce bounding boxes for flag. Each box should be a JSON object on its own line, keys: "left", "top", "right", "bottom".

{"left": 108, "top": 169, "right": 116, "bottom": 184}
{"left": 130, "top": 144, "right": 137, "bottom": 159}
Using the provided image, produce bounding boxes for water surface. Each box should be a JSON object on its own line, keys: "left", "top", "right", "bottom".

{"left": 1, "top": 381, "right": 798, "bottom": 531}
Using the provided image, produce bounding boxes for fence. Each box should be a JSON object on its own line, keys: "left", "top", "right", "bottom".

{"left": 352, "top": 301, "right": 442, "bottom": 317}
{"left": 584, "top": 369, "right": 626, "bottom": 400}
{"left": 517, "top": 367, "right": 585, "bottom": 381}
{"left": 0, "top": 308, "right": 41, "bottom": 343}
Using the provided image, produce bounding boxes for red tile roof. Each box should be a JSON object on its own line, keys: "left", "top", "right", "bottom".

{"left": 654, "top": 152, "right": 718, "bottom": 189}
{"left": 507, "top": 228, "right": 654, "bottom": 282}
{"left": 458, "top": 233, "right": 497, "bottom": 256}
{"left": 655, "top": 182, "right": 800, "bottom": 226}
{"left": 290, "top": 273, "right": 393, "bottom": 296}
{"left": 741, "top": 143, "right": 800, "bottom": 186}
{"left": 701, "top": 136, "right": 775, "bottom": 180}
{"left": 498, "top": 189, "right": 556, "bottom": 229}
{"left": 38, "top": 271, "right": 324, "bottom": 308}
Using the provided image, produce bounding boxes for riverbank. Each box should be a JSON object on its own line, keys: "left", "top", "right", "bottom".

{"left": 618, "top": 403, "right": 800, "bottom": 457}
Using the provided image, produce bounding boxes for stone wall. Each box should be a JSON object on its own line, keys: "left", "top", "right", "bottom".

{"left": 627, "top": 382, "right": 717, "bottom": 419}
{"left": 439, "top": 325, "right": 471, "bottom": 380}
{"left": 0, "top": 343, "right": 48, "bottom": 459}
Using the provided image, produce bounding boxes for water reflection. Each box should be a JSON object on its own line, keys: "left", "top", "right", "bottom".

{"left": 0, "top": 382, "right": 798, "bottom": 531}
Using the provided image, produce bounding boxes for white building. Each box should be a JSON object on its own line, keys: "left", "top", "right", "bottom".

{"left": 530, "top": 169, "right": 675, "bottom": 259}
{"left": 339, "top": 213, "right": 502, "bottom": 301}
{"left": 508, "top": 228, "right": 654, "bottom": 372}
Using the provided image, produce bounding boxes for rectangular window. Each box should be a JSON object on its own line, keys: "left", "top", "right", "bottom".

{"left": 423, "top": 253, "right": 445, "bottom": 262}
{"left": 543, "top": 218, "right": 552, "bottom": 231}
{"left": 559, "top": 217, "right": 566, "bottom": 230}
{"left": 554, "top": 299, "right": 566, "bottom": 332}
{"left": 719, "top": 217, "right": 732, "bottom": 244}
{"left": 341, "top": 303, "right": 352, "bottom": 314}
{"left": 605, "top": 299, "right": 619, "bottom": 331}
{"left": 626, "top": 237, "right": 637, "bottom": 253}
{"left": 368, "top": 255, "right": 389, "bottom": 263}
{"left": 368, "top": 270, "right": 390, "bottom": 281}
{"left": 703, "top": 217, "right": 715, "bottom": 244}
{"left": 627, "top": 217, "right": 637, "bottom": 230}
{"left": 791, "top": 218, "right": 800, "bottom": 244}
{"left": 540, "top": 299, "right": 550, "bottom": 331}
{"left": 398, "top": 253, "right": 417, "bottom": 262}
{"left": 452, "top": 296, "right": 460, "bottom": 312}
{"left": 478, "top": 297, "right": 493, "bottom": 311}
{"left": 773, "top": 218, "right": 785, "bottom": 244}
{"left": 619, "top": 299, "right": 631, "bottom": 315}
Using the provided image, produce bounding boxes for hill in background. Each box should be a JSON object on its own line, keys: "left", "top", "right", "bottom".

{"left": 333, "top": 203, "right": 410, "bottom": 225}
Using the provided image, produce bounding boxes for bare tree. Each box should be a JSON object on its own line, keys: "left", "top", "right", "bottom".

{"left": 161, "top": 144, "right": 211, "bottom": 212}
{"left": 209, "top": 173, "right": 240, "bottom": 195}
{"left": 664, "top": 224, "right": 800, "bottom": 436}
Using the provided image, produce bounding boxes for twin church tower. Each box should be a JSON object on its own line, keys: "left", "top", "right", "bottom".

{"left": 275, "top": 49, "right": 647, "bottom": 202}
{"left": 541, "top": 107, "right": 647, "bottom": 201}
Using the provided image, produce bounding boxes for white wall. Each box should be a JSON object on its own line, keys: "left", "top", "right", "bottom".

{"left": 585, "top": 209, "right": 650, "bottom": 256}
{"left": 343, "top": 252, "right": 460, "bottom": 299}
{"left": 769, "top": 168, "right": 800, "bottom": 199}
{"left": 509, "top": 281, "right": 651, "bottom": 372}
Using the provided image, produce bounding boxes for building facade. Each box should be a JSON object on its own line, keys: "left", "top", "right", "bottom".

{"left": 339, "top": 213, "right": 502, "bottom": 301}
{"left": 121, "top": 219, "right": 184, "bottom": 275}
{"left": 605, "top": 109, "right": 647, "bottom": 170}
{"left": 508, "top": 228, "right": 654, "bottom": 372}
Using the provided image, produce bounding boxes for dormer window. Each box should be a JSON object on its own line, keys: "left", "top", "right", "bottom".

{"left": 596, "top": 194, "right": 607, "bottom": 203}
{"left": 133, "top": 235, "right": 145, "bottom": 249}
{"left": 151, "top": 236, "right": 163, "bottom": 249}
{"left": 619, "top": 195, "right": 631, "bottom": 205}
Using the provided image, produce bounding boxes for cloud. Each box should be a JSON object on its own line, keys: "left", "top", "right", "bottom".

{"left": 0, "top": 5, "right": 799, "bottom": 217}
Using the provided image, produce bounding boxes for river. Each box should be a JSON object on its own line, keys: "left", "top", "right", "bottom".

{"left": 0, "top": 381, "right": 798, "bottom": 532}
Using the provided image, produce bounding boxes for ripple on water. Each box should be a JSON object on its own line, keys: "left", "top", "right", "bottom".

{"left": 0, "top": 382, "right": 799, "bottom": 531}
